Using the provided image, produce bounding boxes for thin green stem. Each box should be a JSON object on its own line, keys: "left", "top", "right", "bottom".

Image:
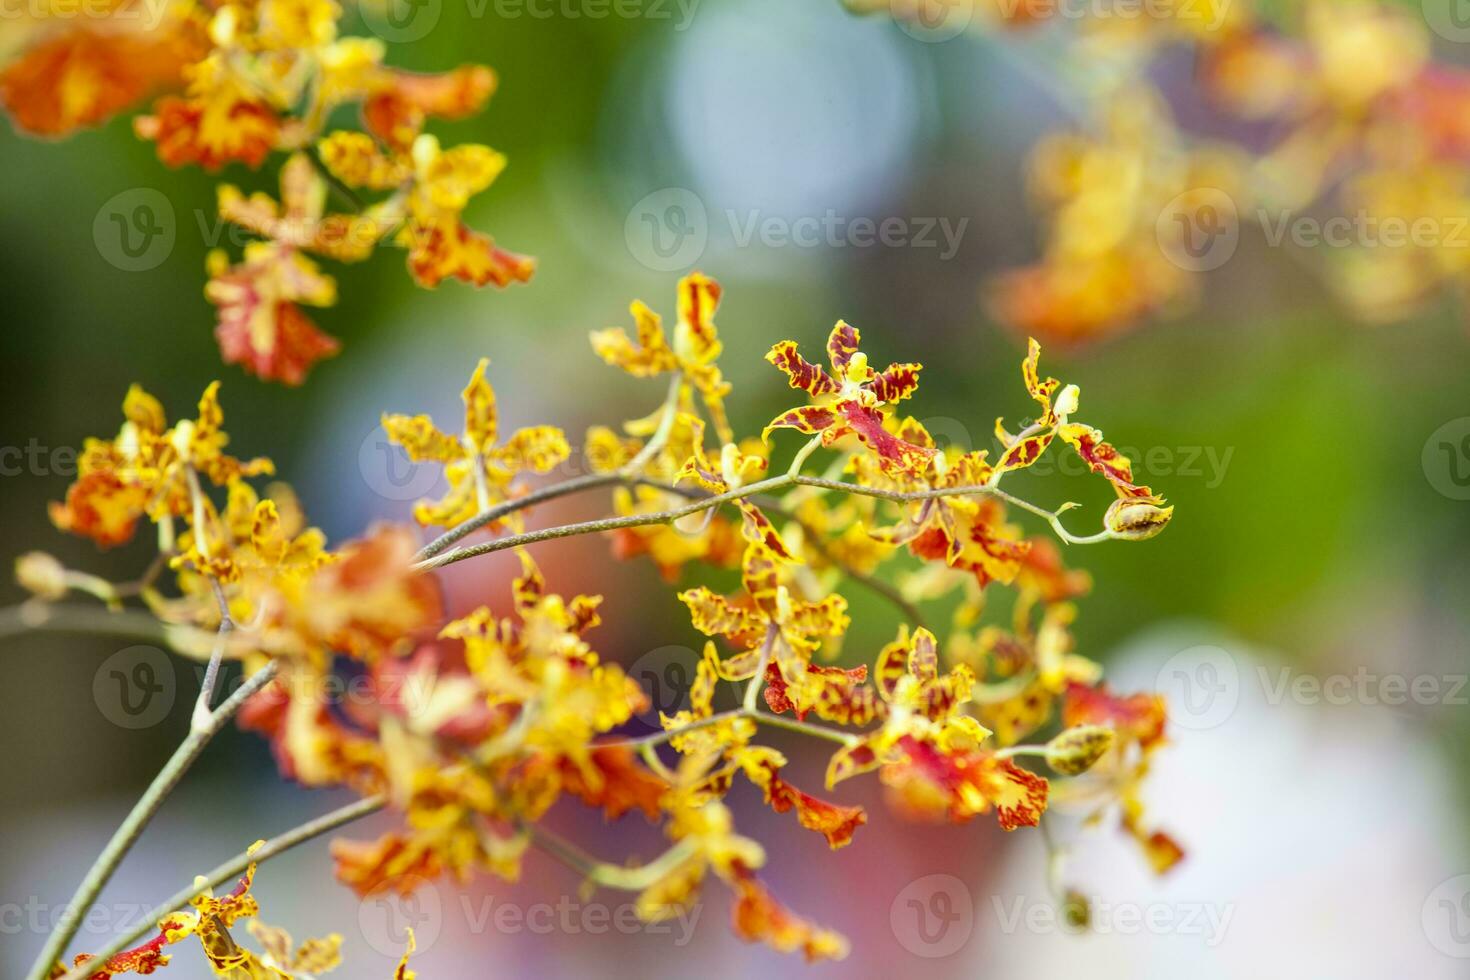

{"left": 416, "top": 472, "right": 1111, "bottom": 572}
{"left": 786, "top": 434, "right": 824, "bottom": 478}
{"left": 53, "top": 793, "right": 386, "bottom": 980}
{"left": 639, "top": 743, "right": 676, "bottom": 782}
{"left": 0, "top": 602, "right": 181, "bottom": 646}
{"left": 618, "top": 373, "right": 683, "bottom": 477}
{"left": 26, "top": 658, "right": 280, "bottom": 980}
{"left": 413, "top": 474, "right": 798, "bottom": 571}
{"left": 412, "top": 472, "right": 623, "bottom": 562}
{"left": 304, "top": 144, "right": 367, "bottom": 211}
{"left": 742, "top": 631, "right": 775, "bottom": 713}
{"left": 970, "top": 672, "right": 1037, "bottom": 705}
{"left": 993, "top": 744, "right": 1049, "bottom": 761}
{"left": 528, "top": 824, "right": 698, "bottom": 892}
{"left": 604, "top": 702, "right": 858, "bottom": 751}
{"left": 751, "top": 710, "right": 859, "bottom": 745}
{"left": 608, "top": 709, "right": 747, "bottom": 749}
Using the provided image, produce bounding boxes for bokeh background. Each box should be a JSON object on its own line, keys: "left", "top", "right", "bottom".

{"left": 3, "top": 0, "right": 1470, "bottom": 976}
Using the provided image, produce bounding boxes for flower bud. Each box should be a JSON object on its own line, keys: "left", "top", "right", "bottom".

{"left": 15, "top": 551, "right": 67, "bottom": 600}
{"left": 1104, "top": 495, "right": 1173, "bottom": 541}
{"left": 1061, "top": 889, "right": 1091, "bottom": 931}
{"left": 1045, "top": 724, "right": 1115, "bottom": 775}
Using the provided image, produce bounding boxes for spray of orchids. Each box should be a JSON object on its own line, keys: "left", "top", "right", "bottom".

{"left": 13, "top": 272, "right": 1179, "bottom": 978}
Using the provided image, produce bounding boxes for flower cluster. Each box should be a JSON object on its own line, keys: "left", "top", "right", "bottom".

{"left": 0, "top": 0, "right": 530, "bottom": 384}
{"left": 852, "top": 0, "right": 1470, "bottom": 342}
{"left": 23, "top": 272, "right": 1179, "bottom": 974}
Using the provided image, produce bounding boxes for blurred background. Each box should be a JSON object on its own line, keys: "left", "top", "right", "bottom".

{"left": 2, "top": 0, "right": 1469, "bottom": 976}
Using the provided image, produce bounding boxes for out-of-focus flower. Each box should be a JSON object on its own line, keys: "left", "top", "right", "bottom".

{"left": 50, "top": 383, "right": 272, "bottom": 549}
{"left": 593, "top": 272, "right": 736, "bottom": 442}
{"left": 382, "top": 358, "right": 570, "bottom": 529}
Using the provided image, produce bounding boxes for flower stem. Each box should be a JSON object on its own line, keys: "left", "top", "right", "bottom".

{"left": 26, "top": 657, "right": 280, "bottom": 980}
{"left": 51, "top": 792, "right": 386, "bottom": 980}
{"left": 528, "top": 824, "right": 697, "bottom": 893}
{"left": 0, "top": 602, "right": 181, "bottom": 646}
{"left": 415, "top": 472, "right": 1109, "bottom": 573}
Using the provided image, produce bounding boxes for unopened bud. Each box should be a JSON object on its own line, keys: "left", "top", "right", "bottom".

{"left": 1104, "top": 495, "right": 1173, "bottom": 541}
{"left": 1045, "top": 724, "right": 1115, "bottom": 775}
{"left": 15, "top": 552, "right": 67, "bottom": 600}
{"left": 1061, "top": 889, "right": 1091, "bottom": 930}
